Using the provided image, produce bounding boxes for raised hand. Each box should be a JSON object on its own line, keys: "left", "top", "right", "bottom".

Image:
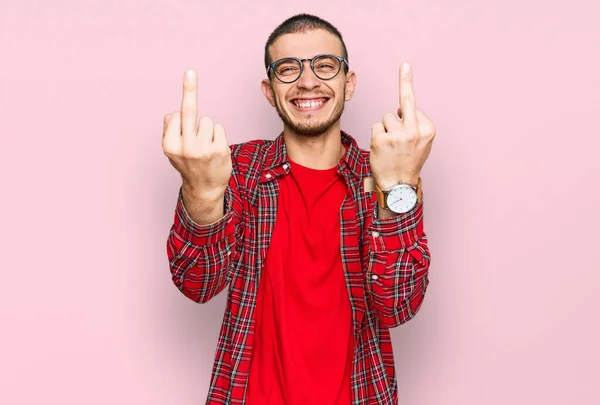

{"left": 370, "top": 62, "right": 435, "bottom": 191}
{"left": 162, "top": 69, "right": 232, "bottom": 200}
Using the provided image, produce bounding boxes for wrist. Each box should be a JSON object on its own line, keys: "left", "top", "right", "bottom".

{"left": 182, "top": 182, "right": 225, "bottom": 203}
{"left": 402, "top": 175, "right": 420, "bottom": 186}
{"left": 181, "top": 184, "right": 226, "bottom": 225}
{"left": 376, "top": 175, "right": 420, "bottom": 190}
{"left": 375, "top": 176, "right": 419, "bottom": 190}
{"left": 375, "top": 177, "right": 422, "bottom": 214}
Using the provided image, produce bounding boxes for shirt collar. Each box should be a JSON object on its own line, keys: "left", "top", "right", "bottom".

{"left": 263, "top": 130, "right": 365, "bottom": 181}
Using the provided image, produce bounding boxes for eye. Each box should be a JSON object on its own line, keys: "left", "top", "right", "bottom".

{"left": 275, "top": 59, "right": 301, "bottom": 76}
{"left": 313, "top": 56, "right": 340, "bottom": 72}
{"left": 317, "top": 63, "right": 335, "bottom": 69}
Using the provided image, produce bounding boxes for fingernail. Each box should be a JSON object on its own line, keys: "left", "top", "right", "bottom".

{"left": 403, "top": 62, "right": 411, "bottom": 74}
{"left": 186, "top": 69, "right": 194, "bottom": 81}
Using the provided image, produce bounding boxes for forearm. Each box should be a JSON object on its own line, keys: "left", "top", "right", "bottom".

{"left": 369, "top": 250, "right": 430, "bottom": 327}
{"left": 167, "top": 177, "right": 244, "bottom": 303}
{"left": 167, "top": 224, "right": 236, "bottom": 303}
{"left": 181, "top": 182, "right": 225, "bottom": 225}
{"left": 366, "top": 200, "right": 431, "bottom": 327}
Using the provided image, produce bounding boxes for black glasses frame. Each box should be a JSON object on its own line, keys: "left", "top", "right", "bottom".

{"left": 266, "top": 54, "right": 349, "bottom": 84}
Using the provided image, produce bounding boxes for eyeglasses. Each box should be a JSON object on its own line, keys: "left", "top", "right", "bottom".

{"left": 267, "top": 54, "right": 349, "bottom": 84}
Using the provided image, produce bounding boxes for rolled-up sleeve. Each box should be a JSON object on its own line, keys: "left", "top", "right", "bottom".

{"left": 366, "top": 199, "right": 430, "bottom": 328}
{"left": 166, "top": 174, "right": 244, "bottom": 303}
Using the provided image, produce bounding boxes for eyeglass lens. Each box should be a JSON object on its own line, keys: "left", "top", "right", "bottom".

{"left": 274, "top": 55, "right": 341, "bottom": 83}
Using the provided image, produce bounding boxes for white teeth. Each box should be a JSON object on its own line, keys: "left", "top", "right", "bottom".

{"left": 296, "top": 100, "right": 324, "bottom": 108}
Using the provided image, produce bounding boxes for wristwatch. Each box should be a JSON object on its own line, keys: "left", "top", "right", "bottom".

{"left": 375, "top": 177, "right": 422, "bottom": 214}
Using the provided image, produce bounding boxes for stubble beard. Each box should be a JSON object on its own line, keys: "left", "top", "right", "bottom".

{"left": 274, "top": 87, "right": 346, "bottom": 137}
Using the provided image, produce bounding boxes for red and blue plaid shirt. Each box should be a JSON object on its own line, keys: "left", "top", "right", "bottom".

{"left": 166, "top": 131, "right": 430, "bottom": 404}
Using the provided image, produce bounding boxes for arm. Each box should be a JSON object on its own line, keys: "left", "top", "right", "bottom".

{"left": 162, "top": 69, "right": 241, "bottom": 303}
{"left": 365, "top": 200, "right": 430, "bottom": 328}
{"left": 166, "top": 169, "right": 244, "bottom": 303}
{"left": 367, "top": 62, "right": 435, "bottom": 327}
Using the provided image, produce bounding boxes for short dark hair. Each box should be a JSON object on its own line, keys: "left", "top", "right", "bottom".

{"left": 264, "top": 13, "right": 349, "bottom": 72}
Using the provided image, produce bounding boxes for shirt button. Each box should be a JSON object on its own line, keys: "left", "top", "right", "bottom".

{"left": 265, "top": 173, "right": 272, "bottom": 179}
{"left": 372, "top": 231, "right": 380, "bottom": 237}
{"left": 371, "top": 274, "right": 379, "bottom": 281}
{"left": 282, "top": 163, "right": 289, "bottom": 170}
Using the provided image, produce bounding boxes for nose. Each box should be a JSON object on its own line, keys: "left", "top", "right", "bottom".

{"left": 296, "top": 60, "right": 320, "bottom": 90}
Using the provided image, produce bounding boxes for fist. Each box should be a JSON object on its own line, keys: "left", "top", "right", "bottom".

{"left": 370, "top": 63, "right": 435, "bottom": 190}
{"left": 162, "top": 70, "right": 232, "bottom": 196}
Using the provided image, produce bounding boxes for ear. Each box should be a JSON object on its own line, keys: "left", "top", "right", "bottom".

{"left": 261, "top": 79, "right": 276, "bottom": 107}
{"left": 344, "top": 71, "right": 357, "bottom": 101}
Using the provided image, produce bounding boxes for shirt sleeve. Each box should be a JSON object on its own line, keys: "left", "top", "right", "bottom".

{"left": 166, "top": 173, "right": 244, "bottom": 304}
{"left": 365, "top": 197, "right": 431, "bottom": 328}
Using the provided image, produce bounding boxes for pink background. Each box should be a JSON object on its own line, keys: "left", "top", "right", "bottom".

{"left": 1, "top": 0, "right": 599, "bottom": 403}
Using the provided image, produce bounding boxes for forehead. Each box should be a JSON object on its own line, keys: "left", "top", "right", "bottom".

{"left": 269, "top": 29, "right": 344, "bottom": 61}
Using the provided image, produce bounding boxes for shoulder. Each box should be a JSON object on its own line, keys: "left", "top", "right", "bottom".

{"left": 230, "top": 139, "right": 271, "bottom": 155}
{"left": 360, "top": 149, "right": 370, "bottom": 162}
{"left": 227, "top": 139, "right": 273, "bottom": 200}
{"left": 361, "top": 149, "right": 372, "bottom": 177}
{"left": 229, "top": 139, "right": 273, "bottom": 173}
{"left": 341, "top": 131, "right": 372, "bottom": 177}
{"left": 230, "top": 139, "right": 272, "bottom": 159}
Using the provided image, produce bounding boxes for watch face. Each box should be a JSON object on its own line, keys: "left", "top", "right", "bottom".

{"left": 386, "top": 185, "right": 418, "bottom": 213}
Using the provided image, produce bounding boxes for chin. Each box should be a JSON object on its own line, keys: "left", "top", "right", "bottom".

{"left": 276, "top": 101, "right": 345, "bottom": 137}
{"left": 294, "top": 124, "right": 334, "bottom": 136}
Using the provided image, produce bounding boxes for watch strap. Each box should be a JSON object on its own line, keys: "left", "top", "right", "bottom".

{"left": 375, "top": 183, "right": 389, "bottom": 209}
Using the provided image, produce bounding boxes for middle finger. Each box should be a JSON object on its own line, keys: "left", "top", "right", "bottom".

{"left": 399, "top": 63, "right": 417, "bottom": 130}
{"left": 181, "top": 69, "right": 198, "bottom": 138}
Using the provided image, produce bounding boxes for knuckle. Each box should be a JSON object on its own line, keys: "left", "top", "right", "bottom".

{"left": 181, "top": 146, "right": 200, "bottom": 160}
{"left": 197, "top": 147, "right": 215, "bottom": 160}
{"left": 421, "top": 129, "right": 434, "bottom": 140}
{"left": 216, "top": 149, "right": 229, "bottom": 159}
{"left": 404, "top": 132, "right": 418, "bottom": 142}
{"left": 385, "top": 134, "right": 400, "bottom": 145}
{"left": 370, "top": 130, "right": 383, "bottom": 142}
{"left": 199, "top": 116, "right": 213, "bottom": 126}
{"left": 402, "top": 94, "right": 415, "bottom": 105}
{"left": 183, "top": 151, "right": 202, "bottom": 161}
{"left": 163, "top": 144, "right": 178, "bottom": 157}
{"left": 181, "top": 106, "right": 194, "bottom": 115}
{"left": 166, "top": 112, "right": 179, "bottom": 123}
{"left": 382, "top": 112, "right": 394, "bottom": 121}
{"left": 183, "top": 79, "right": 196, "bottom": 91}
{"left": 163, "top": 149, "right": 175, "bottom": 161}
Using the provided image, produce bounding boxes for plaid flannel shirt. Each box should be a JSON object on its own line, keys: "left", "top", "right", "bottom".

{"left": 166, "top": 131, "right": 430, "bottom": 404}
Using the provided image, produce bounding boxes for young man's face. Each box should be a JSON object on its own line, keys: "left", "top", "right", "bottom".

{"left": 262, "top": 29, "right": 356, "bottom": 136}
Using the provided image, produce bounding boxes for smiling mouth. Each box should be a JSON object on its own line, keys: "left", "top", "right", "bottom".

{"left": 290, "top": 97, "right": 330, "bottom": 110}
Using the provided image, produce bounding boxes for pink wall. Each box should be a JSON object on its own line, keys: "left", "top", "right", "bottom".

{"left": 1, "top": 0, "right": 599, "bottom": 403}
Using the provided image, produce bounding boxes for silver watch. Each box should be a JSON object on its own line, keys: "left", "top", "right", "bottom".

{"left": 378, "top": 183, "right": 419, "bottom": 214}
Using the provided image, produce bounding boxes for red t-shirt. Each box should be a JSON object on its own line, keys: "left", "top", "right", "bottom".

{"left": 246, "top": 158, "right": 354, "bottom": 405}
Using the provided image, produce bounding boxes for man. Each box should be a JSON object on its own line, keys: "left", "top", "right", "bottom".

{"left": 163, "top": 14, "right": 435, "bottom": 405}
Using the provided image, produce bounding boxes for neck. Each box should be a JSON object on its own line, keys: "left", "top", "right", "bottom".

{"left": 283, "top": 123, "right": 345, "bottom": 170}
